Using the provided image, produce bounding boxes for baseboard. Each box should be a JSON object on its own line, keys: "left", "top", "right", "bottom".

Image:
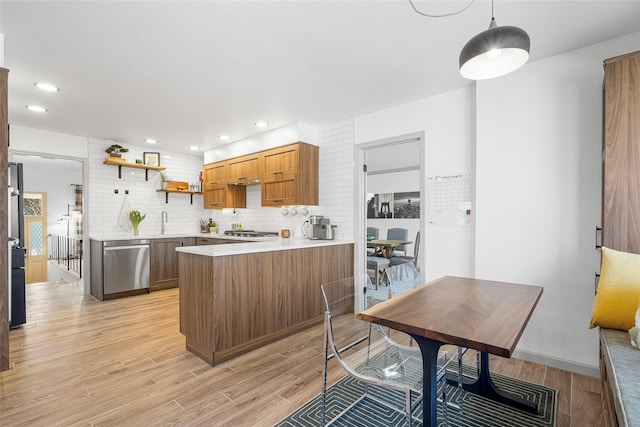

{"left": 513, "top": 348, "right": 600, "bottom": 378}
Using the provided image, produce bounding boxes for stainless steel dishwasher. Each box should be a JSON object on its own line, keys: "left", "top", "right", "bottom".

{"left": 103, "top": 239, "right": 150, "bottom": 295}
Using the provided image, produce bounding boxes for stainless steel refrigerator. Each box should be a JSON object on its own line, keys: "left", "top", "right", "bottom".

{"left": 8, "top": 162, "right": 26, "bottom": 328}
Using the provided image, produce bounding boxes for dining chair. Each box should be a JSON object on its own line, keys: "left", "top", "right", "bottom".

{"left": 367, "top": 255, "right": 390, "bottom": 288}
{"left": 366, "top": 226, "right": 379, "bottom": 256}
{"left": 390, "top": 231, "right": 420, "bottom": 270}
{"left": 366, "top": 226, "right": 379, "bottom": 240}
{"left": 321, "top": 276, "right": 451, "bottom": 426}
{"left": 387, "top": 227, "right": 409, "bottom": 255}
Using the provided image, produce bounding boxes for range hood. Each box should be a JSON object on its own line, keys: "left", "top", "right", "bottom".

{"left": 228, "top": 178, "right": 260, "bottom": 186}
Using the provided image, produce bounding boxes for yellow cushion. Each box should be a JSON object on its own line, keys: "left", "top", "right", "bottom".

{"left": 590, "top": 247, "right": 640, "bottom": 330}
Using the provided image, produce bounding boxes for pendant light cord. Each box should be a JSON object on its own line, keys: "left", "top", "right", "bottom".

{"left": 408, "top": 0, "right": 475, "bottom": 18}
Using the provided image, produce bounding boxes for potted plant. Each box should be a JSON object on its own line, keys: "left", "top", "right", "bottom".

{"left": 208, "top": 218, "right": 217, "bottom": 234}
{"left": 125, "top": 209, "right": 146, "bottom": 236}
{"left": 105, "top": 144, "right": 129, "bottom": 160}
{"left": 159, "top": 172, "right": 170, "bottom": 190}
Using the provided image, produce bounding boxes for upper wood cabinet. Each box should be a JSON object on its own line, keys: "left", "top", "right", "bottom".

{"left": 261, "top": 142, "right": 319, "bottom": 207}
{"left": 602, "top": 51, "right": 640, "bottom": 253}
{"left": 204, "top": 161, "right": 226, "bottom": 185}
{"left": 226, "top": 153, "right": 261, "bottom": 184}
{"left": 203, "top": 142, "right": 318, "bottom": 209}
{"left": 203, "top": 161, "right": 246, "bottom": 209}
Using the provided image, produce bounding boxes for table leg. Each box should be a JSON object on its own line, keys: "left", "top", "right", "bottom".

{"left": 448, "top": 351, "right": 538, "bottom": 414}
{"left": 410, "top": 335, "right": 443, "bottom": 427}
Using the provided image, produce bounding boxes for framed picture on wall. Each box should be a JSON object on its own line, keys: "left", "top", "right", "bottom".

{"left": 394, "top": 192, "right": 420, "bottom": 218}
{"left": 374, "top": 193, "right": 393, "bottom": 219}
{"left": 143, "top": 152, "right": 160, "bottom": 166}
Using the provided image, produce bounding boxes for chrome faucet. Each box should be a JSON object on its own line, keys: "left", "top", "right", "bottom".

{"left": 161, "top": 211, "right": 168, "bottom": 234}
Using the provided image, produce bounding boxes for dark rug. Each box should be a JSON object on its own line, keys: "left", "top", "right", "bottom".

{"left": 275, "top": 367, "right": 556, "bottom": 426}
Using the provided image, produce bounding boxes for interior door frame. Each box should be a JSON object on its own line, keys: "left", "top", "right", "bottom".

{"left": 354, "top": 131, "right": 427, "bottom": 312}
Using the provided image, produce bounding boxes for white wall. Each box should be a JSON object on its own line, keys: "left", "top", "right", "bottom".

{"left": 475, "top": 32, "right": 640, "bottom": 372}
{"left": 10, "top": 125, "right": 88, "bottom": 159}
{"left": 87, "top": 139, "right": 206, "bottom": 238}
{"left": 355, "top": 87, "right": 475, "bottom": 280}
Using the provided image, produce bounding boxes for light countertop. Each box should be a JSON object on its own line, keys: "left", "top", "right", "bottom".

{"left": 89, "top": 234, "right": 273, "bottom": 242}
{"left": 176, "top": 238, "right": 354, "bottom": 257}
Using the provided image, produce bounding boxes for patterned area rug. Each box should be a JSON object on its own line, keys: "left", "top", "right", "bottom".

{"left": 275, "top": 367, "right": 556, "bottom": 427}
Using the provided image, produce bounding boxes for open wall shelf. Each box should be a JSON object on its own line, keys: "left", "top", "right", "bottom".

{"left": 103, "top": 159, "right": 166, "bottom": 181}
{"left": 157, "top": 189, "right": 203, "bottom": 204}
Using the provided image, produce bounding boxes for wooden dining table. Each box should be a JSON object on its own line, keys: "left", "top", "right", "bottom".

{"left": 366, "top": 239, "right": 412, "bottom": 258}
{"left": 357, "top": 275, "right": 543, "bottom": 427}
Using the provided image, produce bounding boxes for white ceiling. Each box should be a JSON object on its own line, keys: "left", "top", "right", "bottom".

{"left": 2, "top": 1, "right": 640, "bottom": 156}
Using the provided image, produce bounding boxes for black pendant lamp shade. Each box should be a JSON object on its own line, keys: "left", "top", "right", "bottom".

{"left": 459, "top": 17, "right": 530, "bottom": 80}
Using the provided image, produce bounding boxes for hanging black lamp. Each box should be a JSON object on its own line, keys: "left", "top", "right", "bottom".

{"left": 459, "top": 2, "right": 530, "bottom": 80}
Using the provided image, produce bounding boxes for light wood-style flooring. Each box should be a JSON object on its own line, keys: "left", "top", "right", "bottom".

{"left": 1, "top": 280, "right": 606, "bottom": 426}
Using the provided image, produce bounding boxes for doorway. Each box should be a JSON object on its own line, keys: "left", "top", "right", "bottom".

{"left": 24, "top": 192, "right": 48, "bottom": 283}
{"left": 11, "top": 154, "right": 85, "bottom": 285}
{"left": 355, "top": 132, "right": 427, "bottom": 310}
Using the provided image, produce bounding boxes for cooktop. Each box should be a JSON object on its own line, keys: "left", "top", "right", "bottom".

{"left": 223, "top": 230, "right": 279, "bottom": 237}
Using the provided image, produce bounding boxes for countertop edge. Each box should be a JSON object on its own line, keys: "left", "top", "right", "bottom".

{"left": 176, "top": 239, "right": 354, "bottom": 257}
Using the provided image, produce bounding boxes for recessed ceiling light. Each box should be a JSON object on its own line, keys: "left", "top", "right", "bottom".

{"left": 219, "top": 135, "right": 231, "bottom": 141}
{"left": 254, "top": 121, "right": 269, "bottom": 128}
{"left": 163, "top": 155, "right": 172, "bottom": 159}
{"left": 26, "top": 105, "right": 47, "bottom": 113}
{"left": 34, "top": 82, "right": 60, "bottom": 92}
{"left": 145, "top": 138, "right": 157, "bottom": 144}
{"left": 190, "top": 146, "right": 200, "bottom": 151}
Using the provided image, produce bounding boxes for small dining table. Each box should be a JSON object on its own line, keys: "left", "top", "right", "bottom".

{"left": 366, "top": 239, "right": 412, "bottom": 258}
{"left": 357, "top": 275, "right": 543, "bottom": 427}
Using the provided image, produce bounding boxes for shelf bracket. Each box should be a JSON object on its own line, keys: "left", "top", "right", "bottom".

{"left": 165, "top": 192, "right": 169, "bottom": 204}
{"left": 145, "top": 169, "right": 150, "bottom": 181}
{"left": 190, "top": 194, "right": 194, "bottom": 205}
{"left": 117, "top": 165, "right": 122, "bottom": 179}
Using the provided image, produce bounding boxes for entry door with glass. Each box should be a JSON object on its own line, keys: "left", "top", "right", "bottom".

{"left": 24, "top": 192, "right": 48, "bottom": 283}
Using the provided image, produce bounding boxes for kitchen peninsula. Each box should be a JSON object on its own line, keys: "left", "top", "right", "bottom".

{"left": 177, "top": 239, "right": 354, "bottom": 366}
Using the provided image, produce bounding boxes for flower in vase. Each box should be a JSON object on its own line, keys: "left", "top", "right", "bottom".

{"left": 125, "top": 209, "right": 146, "bottom": 235}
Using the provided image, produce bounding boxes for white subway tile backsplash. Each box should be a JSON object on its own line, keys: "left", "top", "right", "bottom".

{"left": 88, "top": 120, "right": 356, "bottom": 241}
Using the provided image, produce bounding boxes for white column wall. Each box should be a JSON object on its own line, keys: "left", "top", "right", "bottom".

{"left": 475, "top": 32, "right": 640, "bottom": 371}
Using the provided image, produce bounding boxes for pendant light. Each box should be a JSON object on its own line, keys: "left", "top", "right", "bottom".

{"left": 459, "top": 0, "right": 530, "bottom": 80}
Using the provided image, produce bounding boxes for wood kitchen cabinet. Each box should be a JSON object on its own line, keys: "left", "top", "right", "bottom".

{"left": 178, "top": 242, "right": 354, "bottom": 366}
{"left": 203, "top": 161, "right": 246, "bottom": 209}
{"left": 150, "top": 238, "right": 185, "bottom": 290}
{"left": 226, "top": 153, "right": 261, "bottom": 184}
{"left": 602, "top": 51, "right": 640, "bottom": 253}
{"left": 261, "top": 142, "right": 319, "bottom": 207}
